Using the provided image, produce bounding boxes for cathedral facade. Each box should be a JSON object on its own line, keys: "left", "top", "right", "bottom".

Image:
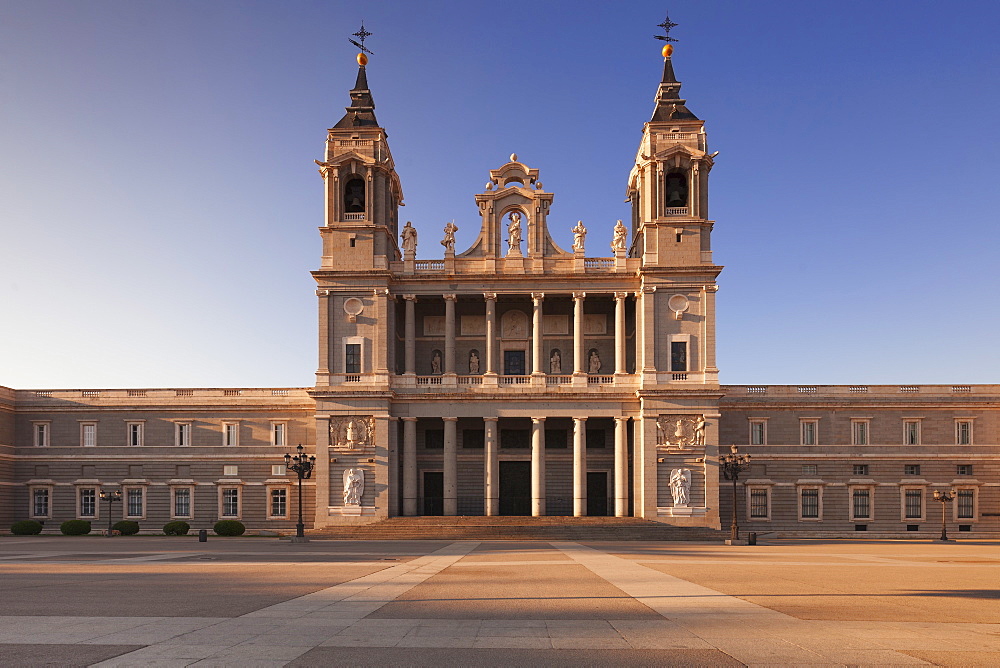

{"left": 1, "top": 48, "right": 996, "bottom": 538}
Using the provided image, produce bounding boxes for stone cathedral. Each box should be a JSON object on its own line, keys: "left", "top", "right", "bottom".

{"left": 1, "top": 41, "right": 996, "bottom": 538}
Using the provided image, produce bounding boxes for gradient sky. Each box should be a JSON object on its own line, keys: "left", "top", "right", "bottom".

{"left": 2, "top": 0, "right": 999, "bottom": 389}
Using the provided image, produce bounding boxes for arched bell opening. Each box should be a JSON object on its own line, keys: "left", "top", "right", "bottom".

{"left": 343, "top": 176, "right": 366, "bottom": 213}
{"left": 664, "top": 169, "right": 688, "bottom": 209}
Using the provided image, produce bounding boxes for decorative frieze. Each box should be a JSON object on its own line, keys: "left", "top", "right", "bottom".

{"left": 329, "top": 416, "right": 375, "bottom": 449}
{"left": 656, "top": 414, "right": 707, "bottom": 450}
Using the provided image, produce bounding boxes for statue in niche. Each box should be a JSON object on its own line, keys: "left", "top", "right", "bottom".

{"left": 549, "top": 349, "right": 562, "bottom": 374}
{"left": 401, "top": 221, "right": 417, "bottom": 254}
{"left": 344, "top": 178, "right": 365, "bottom": 212}
{"left": 430, "top": 350, "right": 442, "bottom": 374}
{"left": 670, "top": 468, "right": 691, "bottom": 507}
{"left": 343, "top": 468, "right": 364, "bottom": 506}
{"left": 572, "top": 221, "right": 587, "bottom": 252}
{"left": 441, "top": 221, "right": 458, "bottom": 253}
{"left": 665, "top": 172, "right": 688, "bottom": 208}
{"left": 611, "top": 220, "right": 628, "bottom": 251}
{"left": 507, "top": 212, "right": 522, "bottom": 254}
{"left": 588, "top": 349, "right": 602, "bottom": 374}
{"left": 693, "top": 416, "right": 706, "bottom": 447}
{"left": 468, "top": 349, "right": 480, "bottom": 374}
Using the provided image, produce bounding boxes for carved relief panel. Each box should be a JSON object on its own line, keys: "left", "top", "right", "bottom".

{"left": 656, "top": 414, "right": 707, "bottom": 451}
{"left": 329, "top": 416, "right": 375, "bottom": 449}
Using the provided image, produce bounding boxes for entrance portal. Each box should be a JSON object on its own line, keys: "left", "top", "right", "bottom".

{"left": 587, "top": 471, "right": 609, "bottom": 517}
{"left": 423, "top": 471, "right": 443, "bottom": 516}
{"left": 499, "top": 461, "right": 530, "bottom": 516}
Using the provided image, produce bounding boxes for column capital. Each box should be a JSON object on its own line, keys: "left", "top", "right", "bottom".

{"left": 573, "top": 416, "right": 588, "bottom": 423}
{"left": 642, "top": 286, "right": 657, "bottom": 294}
{"left": 484, "top": 292, "right": 497, "bottom": 301}
{"left": 443, "top": 294, "right": 458, "bottom": 302}
{"left": 373, "top": 288, "right": 389, "bottom": 297}
{"left": 483, "top": 416, "right": 499, "bottom": 423}
{"left": 401, "top": 416, "right": 419, "bottom": 422}
{"left": 531, "top": 417, "right": 546, "bottom": 425}
{"left": 317, "top": 289, "right": 331, "bottom": 297}
{"left": 614, "top": 291, "right": 629, "bottom": 301}
{"left": 402, "top": 294, "right": 418, "bottom": 302}
{"left": 442, "top": 416, "right": 459, "bottom": 422}
{"left": 531, "top": 292, "right": 545, "bottom": 303}
{"left": 614, "top": 416, "right": 630, "bottom": 423}
{"left": 706, "top": 284, "right": 719, "bottom": 293}
{"left": 572, "top": 291, "right": 586, "bottom": 301}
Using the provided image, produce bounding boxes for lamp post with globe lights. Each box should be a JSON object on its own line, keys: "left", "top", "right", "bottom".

{"left": 284, "top": 444, "right": 316, "bottom": 540}
{"left": 933, "top": 489, "right": 955, "bottom": 541}
{"left": 719, "top": 445, "right": 752, "bottom": 543}
{"left": 99, "top": 489, "right": 121, "bottom": 537}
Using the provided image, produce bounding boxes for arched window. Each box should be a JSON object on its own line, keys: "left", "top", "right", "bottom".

{"left": 664, "top": 171, "right": 688, "bottom": 208}
{"left": 344, "top": 178, "right": 365, "bottom": 213}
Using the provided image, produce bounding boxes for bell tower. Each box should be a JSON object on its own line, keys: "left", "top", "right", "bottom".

{"left": 316, "top": 46, "right": 403, "bottom": 271}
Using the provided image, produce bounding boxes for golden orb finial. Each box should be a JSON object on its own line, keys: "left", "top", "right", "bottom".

{"left": 357, "top": 52, "right": 368, "bottom": 66}
{"left": 662, "top": 44, "right": 673, "bottom": 59}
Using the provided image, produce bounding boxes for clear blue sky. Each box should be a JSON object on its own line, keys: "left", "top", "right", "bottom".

{"left": 2, "top": 1, "right": 999, "bottom": 389}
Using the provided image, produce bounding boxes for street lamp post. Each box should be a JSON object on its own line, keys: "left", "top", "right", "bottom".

{"left": 99, "top": 489, "right": 121, "bottom": 537}
{"left": 932, "top": 489, "right": 955, "bottom": 541}
{"left": 719, "top": 445, "right": 752, "bottom": 542}
{"left": 284, "top": 444, "right": 316, "bottom": 539}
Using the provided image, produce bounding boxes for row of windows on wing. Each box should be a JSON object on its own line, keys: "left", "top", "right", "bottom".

{"left": 747, "top": 487, "right": 978, "bottom": 522}
{"left": 419, "top": 427, "right": 612, "bottom": 450}
{"left": 32, "top": 422, "right": 291, "bottom": 447}
{"left": 747, "top": 419, "right": 976, "bottom": 445}
{"left": 28, "top": 486, "right": 290, "bottom": 521}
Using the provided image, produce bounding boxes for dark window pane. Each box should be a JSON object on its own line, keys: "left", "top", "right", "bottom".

{"left": 500, "top": 429, "right": 529, "bottom": 449}
{"left": 423, "top": 429, "right": 444, "bottom": 449}
{"left": 545, "top": 429, "right": 568, "bottom": 449}
{"left": 586, "top": 429, "right": 606, "bottom": 449}
{"left": 462, "top": 429, "right": 484, "bottom": 449}
{"left": 345, "top": 344, "right": 361, "bottom": 374}
{"left": 670, "top": 341, "right": 687, "bottom": 372}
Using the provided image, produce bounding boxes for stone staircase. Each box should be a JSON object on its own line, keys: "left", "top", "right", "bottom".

{"left": 304, "top": 516, "right": 724, "bottom": 541}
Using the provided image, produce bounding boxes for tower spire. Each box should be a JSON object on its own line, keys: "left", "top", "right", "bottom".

{"left": 335, "top": 23, "right": 380, "bottom": 129}
{"left": 650, "top": 12, "right": 697, "bottom": 122}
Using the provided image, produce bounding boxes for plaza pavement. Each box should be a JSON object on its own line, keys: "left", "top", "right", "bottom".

{"left": 0, "top": 536, "right": 998, "bottom": 666}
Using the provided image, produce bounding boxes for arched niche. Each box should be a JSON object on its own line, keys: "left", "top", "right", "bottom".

{"left": 343, "top": 176, "right": 365, "bottom": 213}
{"left": 664, "top": 170, "right": 688, "bottom": 208}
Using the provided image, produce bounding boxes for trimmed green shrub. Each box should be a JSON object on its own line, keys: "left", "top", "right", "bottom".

{"left": 163, "top": 521, "right": 190, "bottom": 536}
{"left": 11, "top": 520, "right": 43, "bottom": 535}
{"left": 60, "top": 520, "right": 92, "bottom": 535}
{"left": 213, "top": 520, "right": 246, "bottom": 536}
{"left": 112, "top": 520, "right": 140, "bottom": 536}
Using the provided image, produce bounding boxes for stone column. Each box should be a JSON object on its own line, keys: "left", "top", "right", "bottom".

{"left": 402, "top": 417, "right": 418, "bottom": 516}
{"left": 443, "top": 417, "right": 458, "bottom": 516}
{"left": 573, "top": 292, "right": 586, "bottom": 375}
{"left": 388, "top": 417, "right": 399, "bottom": 516}
{"left": 444, "top": 294, "right": 457, "bottom": 376}
{"left": 403, "top": 295, "right": 417, "bottom": 376}
{"left": 573, "top": 416, "right": 588, "bottom": 516}
{"left": 614, "top": 417, "right": 629, "bottom": 517}
{"left": 614, "top": 292, "right": 627, "bottom": 375}
{"left": 484, "top": 293, "right": 498, "bottom": 376}
{"left": 316, "top": 290, "right": 331, "bottom": 383}
{"left": 531, "top": 417, "right": 546, "bottom": 516}
{"left": 640, "top": 286, "right": 657, "bottom": 380}
{"left": 531, "top": 293, "right": 544, "bottom": 375}
{"left": 484, "top": 417, "right": 499, "bottom": 516}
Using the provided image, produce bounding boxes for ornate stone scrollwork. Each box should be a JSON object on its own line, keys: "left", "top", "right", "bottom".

{"left": 656, "top": 414, "right": 707, "bottom": 449}
{"left": 329, "top": 416, "right": 374, "bottom": 449}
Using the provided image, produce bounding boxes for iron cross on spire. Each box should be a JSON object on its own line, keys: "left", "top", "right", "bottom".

{"left": 349, "top": 22, "right": 374, "bottom": 55}
{"left": 655, "top": 13, "right": 679, "bottom": 43}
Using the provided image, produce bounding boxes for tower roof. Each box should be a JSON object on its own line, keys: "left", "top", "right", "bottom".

{"left": 650, "top": 55, "right": 698, "bottom": 122}
{"left": 333, "top": 64, "right": 380, "bottom": 129}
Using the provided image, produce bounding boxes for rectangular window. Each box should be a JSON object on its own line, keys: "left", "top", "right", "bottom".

{"left": 904, "top": 464, "right": 921, "bottom": 476}
{"left": 270, "top": 488, "right": 288, "bottom": 518}
{"left": 423, "top": 429, "right": 444, "bottom": 449}
{"left": 544, "top": 429, "right": 568, "bottom": 449}
{"left": 956, "top": 420, "right": 972, "bottom": 445}
{"left": 586, "top": 429, "right": 606, "bottom": 449}
{"left": 272, "top": 423, "right": 286, "bottom": 447}
{"left": 128, "top": 422, "right": 144, "bottom": 447}
{"left": 462, "top": 429, "right": 485, "bottom": 449}
{"left": 904, "top": 489, "right": 923, "bottom": 519}
{"left": 852, "top": 488, "right": 871, "bottom": 519}
{"left": 851, "top": 420, "right": 869, "bottom": 445}
{"left": 670, "top": 341, "right": 688, "bottom": 372}
{"left": 852, "top": 464, "right": 869, "bottom": 476}
{"left": 801, "top": 464, "right": 817, "bottom": 476}
{"left": 81, "top": 423, "right": 97, "bottom": 447}
{"left": 272, "top": 464, "right": 287, "bottom": 476}
{"left": 956, "top": 464, "right": 973, "bottom": 476}
{"left": 34, "top": 422, "right": 50, "bottom": 447}
{"left": 173, "top": 488, "right": 191, "bottom": 518}
{"left": 800, "top": 420, "right": 817, "bottom": 446}
{"left": 79, "top": 488, "right": 96, "bottom": 518}
{"left": 500, "top": 429, "right": 529, "bottom": 449}
{"left": 223, "top": 423, "right": 239, "bottom": 447}
{"left": 957, "top": 489, "right": 975, "bottom": 519}
{"left": 223, "top": 465, "right": 238, "bottom": 477}
{"left": 222, "top": 488, "right": 239, "bottom": 517}
{"left": 749, "top": 420, "right": 766, "bottom": 445}
{"left": 32, "top": 488, "right": 50, "bottom": 518}
{"left": 126, "top": 488, "right": 144, "bottom": 518}
{"left": 903, "top": 420, "right": 920, "bottom": 445}
{"left": 176, "top": 423, "right": 191, "bottom": 447}
{"left": 800, "top": 489, "right": 820, "bottom": 519}
{"left": 345, "top": 343, "right": 361, "bottom": 374}
{"left": 749, "top": 489, "right": 769, "bottom": 518}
